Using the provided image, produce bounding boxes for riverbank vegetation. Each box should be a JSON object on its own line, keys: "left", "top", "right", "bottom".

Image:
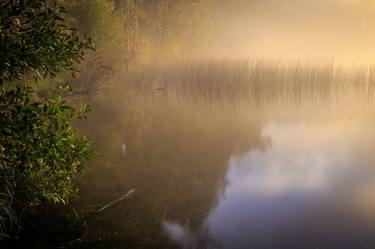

{"left": 0, "top": 0, "right": 92, "bottom": 240}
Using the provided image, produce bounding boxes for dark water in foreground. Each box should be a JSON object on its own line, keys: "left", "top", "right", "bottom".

{"left": 64, "top": 91, "right": 375, "bottom": 249}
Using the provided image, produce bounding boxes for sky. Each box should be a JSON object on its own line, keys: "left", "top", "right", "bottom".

{"left": 207, "top": 0, "right": 375, "bottom": 61}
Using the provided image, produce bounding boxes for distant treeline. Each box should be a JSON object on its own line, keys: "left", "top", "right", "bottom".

{"left": 58, "top": 0, "right": 210, "bottom": 93}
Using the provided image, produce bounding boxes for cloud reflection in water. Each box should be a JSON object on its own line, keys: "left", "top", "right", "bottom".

{"left": 163, "top": 122, "right": 375, "bottom": 249}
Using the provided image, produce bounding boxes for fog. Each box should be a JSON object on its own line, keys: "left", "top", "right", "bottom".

{"left": 206, "top": 0, "right": 375, "bottom": 61}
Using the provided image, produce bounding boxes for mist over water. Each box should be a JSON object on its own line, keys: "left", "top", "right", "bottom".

{"left": 74, "top": 70, "right": 375, "bottom": 248}
{"left": 63, "top": 1, "right": 375, "bottom": 248}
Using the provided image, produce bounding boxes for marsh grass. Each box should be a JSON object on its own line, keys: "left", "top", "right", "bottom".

{"left": 108, "top": 60, "right": 375, "bottom": 110}
{"left": 0, "top": 198, "right": 16, "bottom": 240}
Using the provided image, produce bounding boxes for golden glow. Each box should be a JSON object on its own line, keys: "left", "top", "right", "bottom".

{"left": 206, "top": 0, "right": 375, "bottom": 61}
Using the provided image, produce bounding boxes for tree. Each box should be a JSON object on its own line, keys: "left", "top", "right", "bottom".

{"left": 0, "top": 0, "right": 92, "bottom": 238}
{"left": 112, "top": 0, "right": 210, "bottom": 62}
{"left": 0, "top": 0, "right": 92, "bottom": 83}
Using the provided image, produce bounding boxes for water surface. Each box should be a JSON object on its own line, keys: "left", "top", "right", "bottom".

{"left": 74, "top": 86, "right": 375, "bottom": 249}
{"left": 162, "top": 121, "right": 375, "bottom": 249}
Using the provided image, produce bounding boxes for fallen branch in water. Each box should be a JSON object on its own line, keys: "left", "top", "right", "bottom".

{"left": 98, "top": 189, "right": 136, "bottom": 212}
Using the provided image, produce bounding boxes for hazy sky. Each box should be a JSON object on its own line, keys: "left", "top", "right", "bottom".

{"left": 207, "top": 0, "right": 375, "bottom": 61}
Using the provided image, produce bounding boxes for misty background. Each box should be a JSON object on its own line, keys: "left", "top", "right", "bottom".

{"left": 207, "top": 0, "right": 375, "bottom": 61}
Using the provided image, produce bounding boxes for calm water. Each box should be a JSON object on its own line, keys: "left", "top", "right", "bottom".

{"left": 72, "top": 89, "right": 375, "bottom": 249}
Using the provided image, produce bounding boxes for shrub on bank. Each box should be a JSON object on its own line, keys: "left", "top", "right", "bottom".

{"left": 0, "top": 0, "right": 93, "bottom": 238}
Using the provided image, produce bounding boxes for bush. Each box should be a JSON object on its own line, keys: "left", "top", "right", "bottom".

{"left": 0, "top": 0, "right": 92, "bottom": 83}
{"left": 0, "top": 0, "right": 92, "bottom": 240}
{"left": 0, "top": 85, "right": 92, "bottom": 238}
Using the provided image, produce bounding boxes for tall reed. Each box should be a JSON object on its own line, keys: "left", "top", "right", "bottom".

{"left": 117, "top": 60, "right": 375, "bottom": 108}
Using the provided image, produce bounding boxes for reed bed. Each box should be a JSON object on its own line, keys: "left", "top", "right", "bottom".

{"left": 115, "top": 60, "right": 375, "bottom": 108}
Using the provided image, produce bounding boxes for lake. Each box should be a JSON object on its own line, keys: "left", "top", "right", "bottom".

{"left": 69, "top": 62, "right": 375, "bottom": 249}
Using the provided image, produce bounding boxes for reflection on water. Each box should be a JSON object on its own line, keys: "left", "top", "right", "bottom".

{"left": 163, "top": 121, "right": 375, "bottom": 249}
{"left": 73, "top": 87, "right": 375, "bottom": 249}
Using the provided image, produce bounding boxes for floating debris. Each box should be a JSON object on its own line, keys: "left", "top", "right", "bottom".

{"left": 99, "top": 188, "right": 136, "bottom": 212}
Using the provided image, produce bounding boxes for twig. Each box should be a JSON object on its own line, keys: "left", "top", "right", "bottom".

{"left": 98, "top": 189, "right": 136, "bottom": 212}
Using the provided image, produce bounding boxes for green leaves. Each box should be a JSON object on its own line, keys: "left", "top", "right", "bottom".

{"left": 0, "top": 0, "right": 93, "bottom": 84}
{"left": 0, "top": 0, "right": 94, "bottom": 240}
{"left": 0, "top": 85, "right": 93, "bottom": 237}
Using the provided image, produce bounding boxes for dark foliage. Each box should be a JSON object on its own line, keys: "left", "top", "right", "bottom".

{"left": 0, "top": 0, "right": 93, "bottom": 239}
{"left": 0, "top": 0, "right": 92, "bottom": 83}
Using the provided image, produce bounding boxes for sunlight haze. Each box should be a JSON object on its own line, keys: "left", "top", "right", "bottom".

{"left": 207, "top": 0, "right": 375, "bottom": 61}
